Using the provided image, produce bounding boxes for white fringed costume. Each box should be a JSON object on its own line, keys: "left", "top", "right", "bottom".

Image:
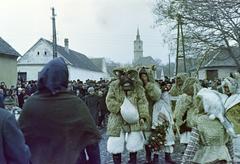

{"left": 152, "top": 91, "right": 175, "bottom": 153}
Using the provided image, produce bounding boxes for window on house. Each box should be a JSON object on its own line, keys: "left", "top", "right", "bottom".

{"left": 18, "top": 72, "right": 27, "bottom": 82}
{"left": 44, "top": 51, "right": 47, "bottom": 55}
{"left": 206, "top": 70, "right": 218, "bottom": 81}
{"left": 37, "top": 51, "right": 40, "bottom": 55}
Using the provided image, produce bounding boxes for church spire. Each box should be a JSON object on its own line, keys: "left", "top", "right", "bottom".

{"left": 133, "top": 27, "right": 143, "bottom": 64}
{"left": 136, "top": 28, "right": 140, "bottom": 40}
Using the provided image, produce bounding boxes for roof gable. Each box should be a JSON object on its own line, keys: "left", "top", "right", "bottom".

{"left": 202, "top": 47, "right": 240, "bottom": 68}
{"left": 0, "top": 37, "right": 20, "bottom": 57}
{"left": 135, "top": 56, "right": 156, "bottom": 65}
{"left": 43, "top": 39, "right": 102, "bottom": 72}
{"left": 90, "top": 58, "right": 104, "bottom": 70}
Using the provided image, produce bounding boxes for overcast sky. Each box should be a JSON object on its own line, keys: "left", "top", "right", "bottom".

{"left": 0, "top": 0, "right": 173, "bottom": 64}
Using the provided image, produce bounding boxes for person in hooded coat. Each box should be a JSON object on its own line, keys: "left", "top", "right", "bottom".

{"left": 222, "top": 76, "right": 240, "bottom": 163}
{"left": 169, "top": 73, "right": 188, "bottom": 114}
{"left": 138, "top": 66, "right": 162, "bottom": 164}
{"left": 18, "top": 57, "right": 100, "bottom": 164}
{"left": 174, "top": 77, "right": 202, "bottom": 145}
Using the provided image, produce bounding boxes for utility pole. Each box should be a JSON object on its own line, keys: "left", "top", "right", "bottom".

{"left": 168, "top": 53, "right": 171, "bottom": 77}
{"left": 175, "top": 14, "right": 186, "bottom": 76}
{"left": 51, "top": 7, "right": 57, "bottom": 58}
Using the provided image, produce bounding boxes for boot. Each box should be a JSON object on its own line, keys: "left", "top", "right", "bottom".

{"left": 128, "top": 152, "right": 137, "bottom": 164}
{"left": 152, "top": 154, "right": 159, "bottom": 164}
{"left": 165, "top": 153, "right": 176, "bottom": 164}
{"left": 144, "top": 145, "right": 152, "bottom": 164}
{"left": 112, "top": 153, "right": 121, "bottom": 164}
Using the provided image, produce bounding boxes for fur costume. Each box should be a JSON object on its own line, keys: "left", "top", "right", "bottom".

{"left": 106, "top": 67, "right": 150, "bottom": 154}
{"left": 169, "top": 73, "right": 188, "bottom": 114}
{"left": 174, "top": 77, "right": 201, "bottom": 144}
{"left": 169, "top": 73, "right": 188, "bottom": 97}
{"left": 138, "top": 65, "right": 161, "bottom": 131}
{"left": 138, "top": 65, "right": 163, "bottom": 164}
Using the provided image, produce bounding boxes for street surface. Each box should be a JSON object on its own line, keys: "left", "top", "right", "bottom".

{"left": 99, "top": 128, "right": 184, "bottom": 164}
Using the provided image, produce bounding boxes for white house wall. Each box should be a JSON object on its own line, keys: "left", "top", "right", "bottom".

{"left": 198, "top": 67, "right": 237, "bottom": 80}
{"left": 198, "top": 69, "right": 206, "bottom": 80}
{"left": 18, "top": 40, "right": 54, "bottom": 64}
{"left": 17, "top": 65, "right": 44, "bottom": 81}
{"left": 18, "top": 65, "right": 107, "bottom": 81}
{"left": 68, "top": 66, "right": 106, "bottom": 81}
{"left": 218, "top": 67, "right": 236, "bottom": 80}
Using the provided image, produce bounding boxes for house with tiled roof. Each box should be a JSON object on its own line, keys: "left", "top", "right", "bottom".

{"left": 90, "top": 57, "right": 109, "bottom": 78}
{"left": 17, "top": 38, "right": 107, "bottom": 81}
{"left": 198, "top": 47, "right": 240, "bottom": 80}
{"left": 0, "top": 37, "right": 21, "bottom": 87}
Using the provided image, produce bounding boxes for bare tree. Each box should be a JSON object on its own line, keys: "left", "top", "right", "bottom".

{"left": 153, "top": 0, "right": 240, "bottom": 70}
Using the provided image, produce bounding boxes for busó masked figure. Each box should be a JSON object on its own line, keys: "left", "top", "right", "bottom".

{"left": 106, "top": 67, "right": 150, "bottom": 164}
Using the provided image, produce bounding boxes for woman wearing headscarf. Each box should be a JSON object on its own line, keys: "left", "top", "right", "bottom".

{"left": 222, "top": 76, "right": 240, "bottom": 163}
{"left": 19, "top": 57, "right": 100, "bottom": 164}
{"left": 182, "top": 88, "right": 234, "bottom": 164}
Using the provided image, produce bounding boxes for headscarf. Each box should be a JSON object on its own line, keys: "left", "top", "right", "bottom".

{"left": 222, "top": 76, "right": 238, "bottom": 95}
{"left": 181, "top": 77, "right": 202, "bottom": 97}
{"left": 169, "top": 73, "right": 188, "bottom": 96}
{"left": 38, "top": 57, "right": 69, "bottom": 95}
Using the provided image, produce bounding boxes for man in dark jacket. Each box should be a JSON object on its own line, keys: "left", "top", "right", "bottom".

{"left": 83, "top": 87, "right": 100, "bottom": 124}
{"left": 97, "top": 90, "right": 108, "bottom": 128}
{"left": 19, "top": 57, "right": 100, "bottom": 164}
{"left": 78, "top": 87, "right": 101, "bottom": 164}
{"left": 0, "top": 107, "right": 30, "bottom": 164}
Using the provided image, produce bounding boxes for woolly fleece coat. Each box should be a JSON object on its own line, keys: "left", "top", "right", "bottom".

{"left": 139, "top": 67, "right": 161, "bottom": 131}
{"left": 106, "top": 80, "right": 150, "bottom": 137}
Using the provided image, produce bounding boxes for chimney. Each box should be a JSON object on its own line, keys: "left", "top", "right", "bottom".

{"left": 64, "top": 38, "right": 69, "bottom": 53}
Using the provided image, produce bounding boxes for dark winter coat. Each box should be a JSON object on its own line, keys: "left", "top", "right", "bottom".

{"left": 0, "top": 108, "right": 30, "bottom": 164}
{"left": 19, "top": 57, "right": 100, "bottom": 164}
{"left": 83, "top": 94, "right": 100, "bottom": 124}
{"left": 98, "top": 95, "right": 108, "bottom": 116}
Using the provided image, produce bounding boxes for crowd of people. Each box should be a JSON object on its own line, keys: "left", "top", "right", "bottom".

{"left": 0, "top": 57, "right": 239, "bottom": 164}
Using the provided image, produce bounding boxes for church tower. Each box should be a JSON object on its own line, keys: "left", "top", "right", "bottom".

{"left": 133, "top": 28, "right": 143, "bottom": 64}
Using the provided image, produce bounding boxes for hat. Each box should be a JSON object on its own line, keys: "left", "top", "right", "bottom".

{"left": 87, "top": 87, "right": 95, "bottom": 93}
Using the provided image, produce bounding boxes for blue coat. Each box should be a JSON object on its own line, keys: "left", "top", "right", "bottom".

{"left": 0, "top": 108, "right": 30, "bottom": 164}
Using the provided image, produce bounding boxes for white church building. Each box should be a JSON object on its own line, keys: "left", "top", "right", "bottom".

{"left": 132, "top": 28, "right": 162, "bottom": 79}
{"left": 17, "top": 38, "right": 109, "bottom": 81}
